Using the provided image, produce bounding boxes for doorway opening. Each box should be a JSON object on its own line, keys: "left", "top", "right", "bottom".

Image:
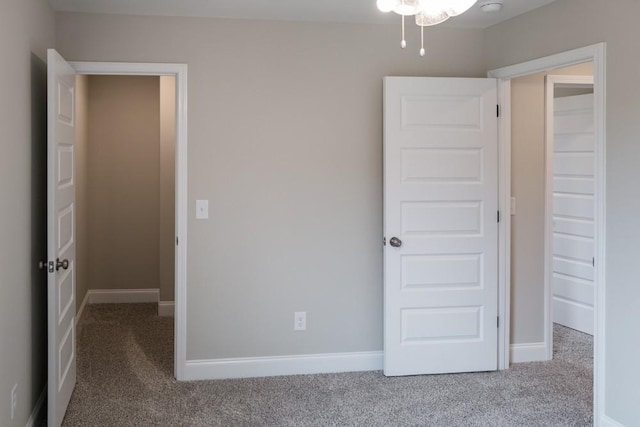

{"left": 489, "top": 43, "right": 606, "bottom": 423}
{"left": 507, "top": 63, "right": 595, "bottom": 399}
{"left": 73, "top": 72, "right": 176, "bottom": 361}
{"left": 69, "top": 61, "right": 188, "bottom": 382}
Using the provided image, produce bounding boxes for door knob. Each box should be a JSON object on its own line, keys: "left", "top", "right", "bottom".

{"left": 56, "top": 258, "right": 69, "bottom": 271}
{"left": 389, "top": 237, "right": 402, "bottom": 248}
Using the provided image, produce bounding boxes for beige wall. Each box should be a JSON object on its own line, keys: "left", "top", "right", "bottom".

{"left": 484, "top": 0, "right": 640, "bottom": 423}
{"left": 75, "top": 74, "right": 90, "bottom": 310}
{"left": 510, "top": 62, "right": 593, "bottom": 344}
{"left": 86, "top": 76, "right": 161, "bottom": 292}
{"left": 159, "top": 76, "right": 176, "bottom": 302}
{"left": 0, "top": 0, "right": 54, "bottom": 425}
{"left": 55, "top": 12, "right": 487, "bottom": 360}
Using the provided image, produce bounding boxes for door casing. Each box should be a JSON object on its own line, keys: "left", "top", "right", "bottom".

{"left": 488, "top": 43, "right": 607, "bottom": 425}
{"left": 70, "top": 61, "right": 189, "bottom": 380}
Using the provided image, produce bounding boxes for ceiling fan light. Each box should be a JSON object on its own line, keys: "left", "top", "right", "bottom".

{"left": 378, "top": 0, "right": 476, "bottom": 58}
{"left": 377, "top": 0, "right": 399, "bottom": 13}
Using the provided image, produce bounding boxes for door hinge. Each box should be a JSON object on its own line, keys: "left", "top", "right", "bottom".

{"left": 497, "top": 316, "right": 500, "bottom": 328}
{"left": 497, "top": 104, "right": 500, "bottom": 117}
{"left": 592, "top": 257, "right": 595, "bottom": 267}
{"left": 383, "top": 237, "right": 386, "bottom": 246}
{"left": 497, "top": 210, "right": 500, "bottom": 223}
{"left": 176, "top": 236, "right": 179, "bottom": 246}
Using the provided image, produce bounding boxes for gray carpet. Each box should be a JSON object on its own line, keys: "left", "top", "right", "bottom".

{"left": 51, "top": 304, "right": 592, "bottom": 426}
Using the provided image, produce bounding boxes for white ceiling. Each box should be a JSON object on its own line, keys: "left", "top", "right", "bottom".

{"left": 48, "top": 0, "right": 556, "bottom": 29}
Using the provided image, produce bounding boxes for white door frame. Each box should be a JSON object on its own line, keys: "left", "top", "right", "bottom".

{"left": 545, "top": 75, "right": 595, "bottom": 342}
{"left": 71, "top": 61, "right": 189, "bottom": 380}
{"left": 488, "top": 43, "right": 606, "bottom": 424}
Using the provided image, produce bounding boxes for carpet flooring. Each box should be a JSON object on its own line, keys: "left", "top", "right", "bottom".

{"left": 50, "top": 304, "right": 592, "bottom": 426}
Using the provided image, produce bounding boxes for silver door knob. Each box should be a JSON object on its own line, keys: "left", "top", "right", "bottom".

{"left": 389, "top": 237, "right": 402, "bottom": 248}
{"left": 56, "top": 258, "right": 69, "bottom": 271}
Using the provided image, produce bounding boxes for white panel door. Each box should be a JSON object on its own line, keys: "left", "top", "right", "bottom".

{"left": 552, "top": 93, "right": 595, "bottom": 335}
{"left": 47, "top": 49, "right": 77, "bottom": 427}
{"left": 383, "top": 77, "right": 499, "bottom": 376}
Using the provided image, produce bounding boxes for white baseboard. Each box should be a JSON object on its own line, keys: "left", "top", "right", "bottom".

{"left": 87, "top": 288, "right": 159, "bottom": 304}
{"left": 158, "top": 301, "right": 175, "bottom": 317}
{"left": 601, "top": 415, "right": 626, "bottom": 427}
{"left": 184, "top": 351, "right": 383, "bottom": 381}
{"left": 25, "top": 386, "right": 46, "bottom": 427}
{"left": 509, "top": 342, "right": 549, "bottom": 363}
{"left": 553, "top": 298, "right": 594, "bottom": 335}
{"left": 76, "top": 291, "right": 90, "bottom": 326}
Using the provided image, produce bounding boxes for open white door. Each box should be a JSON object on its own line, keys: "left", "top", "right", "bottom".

{"left": 551, "top": 92, "right": 595, "bottom": 335}
{"left": 47, "top": 49, "right": 77, "bottom": 427}
{"left": 383, "top": 77, "right": 499, "bottom": 376}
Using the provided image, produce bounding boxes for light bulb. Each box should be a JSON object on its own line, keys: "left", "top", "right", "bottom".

{"left": 401, "top": 39, "right": 407, "bottom": 49}
{"left": 420, "top": 48, "right": 425, "bottom": 57}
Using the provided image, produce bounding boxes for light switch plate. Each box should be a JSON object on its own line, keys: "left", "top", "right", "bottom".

{"left": 196, "top": 200, "right": 209, "bottom": 219}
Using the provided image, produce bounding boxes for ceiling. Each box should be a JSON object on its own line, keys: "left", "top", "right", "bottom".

{"left": 48, "top": 0, "right": 556, "bottom": 29}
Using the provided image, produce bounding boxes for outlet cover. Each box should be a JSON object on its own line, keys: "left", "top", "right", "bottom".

{"left": 294, "top": 312, "right": 306, "bottom": 331}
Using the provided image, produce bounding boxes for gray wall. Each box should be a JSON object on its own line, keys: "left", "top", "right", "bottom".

{"left": 484, "top": 0, "right": 640, "bottom": 423}
{"left": 55, "top": 12, "right": 487, "bottom": 360}
{"left": 75, "top": 74, "right": 90, "bottom": 311}
{"left": 510, "top": 62, "right": 593, "bottom": 344}
{"left": 86, "top": 76, "right": 161, "bottom": 292}
{"left": 0, "top": 0, "right": 54, "bottom": 425}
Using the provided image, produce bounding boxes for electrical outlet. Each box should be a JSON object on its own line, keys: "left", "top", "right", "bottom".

{"left": 294, "top": 312, "right": 306, "bottom": 331}
{"left": 11, "top": 384, "right": 17, "bottom": 420}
